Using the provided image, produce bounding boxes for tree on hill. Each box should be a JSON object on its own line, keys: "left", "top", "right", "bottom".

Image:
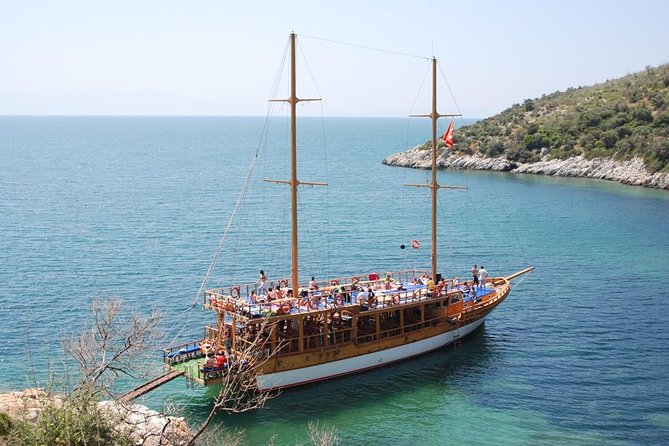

{"left": 450, "top": 64, "right": 669, "bottom": 173}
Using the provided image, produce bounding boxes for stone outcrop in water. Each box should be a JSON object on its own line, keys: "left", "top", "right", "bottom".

{"left": 382, "top": 146, "right": 669, "bottom": 189}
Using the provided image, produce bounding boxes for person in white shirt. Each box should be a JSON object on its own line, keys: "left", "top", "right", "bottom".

{"left": 479, "top": 266, "right": 488, "bottom": 289}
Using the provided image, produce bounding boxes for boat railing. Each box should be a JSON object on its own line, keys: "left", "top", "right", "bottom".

{"left": 204, "top": 324, "right": 221, "bottom": 342}
{"left": 305, "top": 269, "right": 430, "bottom": 292}
{"left": 233, "top": 329, "right": 273, "bottom": 355}
{"left": 354, "top": 312, "right": 451, "bottom": 344}
{"left": 203, "top": 269, "right": 431, "bottom": 305}
{"left": 162, "top": 339, "right": 205, "bottom": 364}
{"left": 224, "top": 291, "right": 461, "bottom": 355}
{"left": 279, "top": 325, "right": 355, "bottom": 354}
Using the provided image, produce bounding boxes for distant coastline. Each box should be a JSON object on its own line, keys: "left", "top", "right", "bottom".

{"left": 384, "top": 63, "right": 669, "bottom": 189}
{"left": 382, "top": 148, "right": 669, "bottom": 190}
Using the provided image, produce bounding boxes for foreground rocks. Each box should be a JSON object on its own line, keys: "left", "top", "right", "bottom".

{"left": 0, "top": 388, "right": 191, "bottom": 446}
{"left": 382, "top": 147, "right": 669, "bottom": 189}
{"left": 0, "top": 388, "right": 61, "bottom": 424}
{"left": 98, "top": 400, "right": 191, "bottom": 446}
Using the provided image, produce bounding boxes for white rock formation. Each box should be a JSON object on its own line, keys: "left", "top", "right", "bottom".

{"left": 383, "top": 146, "right": 669, "bottom": 189}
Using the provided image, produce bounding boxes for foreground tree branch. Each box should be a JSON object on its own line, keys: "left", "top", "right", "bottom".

{"left": 60, "top": 298, "right": 162, "bottom": 397}
{"left": 187, "top": 319, "right": 282, "bottom": 445}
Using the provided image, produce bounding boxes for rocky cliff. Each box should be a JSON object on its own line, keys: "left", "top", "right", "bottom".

{"left": 383, "top": 64, "right": 669, "bottom": 189}
{"left": 382, "top": 147, "right": 669, "bottom": 189}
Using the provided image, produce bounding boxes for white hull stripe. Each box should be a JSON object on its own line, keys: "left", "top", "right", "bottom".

{"left": 256, "top": 317, "right": 485, "bottom": 391}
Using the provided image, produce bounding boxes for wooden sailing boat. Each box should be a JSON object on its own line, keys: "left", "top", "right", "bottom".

{"left": 162, "top": 33, "right": 533, "bottom": 391}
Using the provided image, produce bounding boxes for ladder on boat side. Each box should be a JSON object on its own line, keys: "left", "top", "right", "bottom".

{"left": 450, "top": 317, "right": 462, "bottom": 349}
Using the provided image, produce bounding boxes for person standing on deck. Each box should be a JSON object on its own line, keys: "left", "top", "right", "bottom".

{"left": 471, "top": 265, "right": 479, "bottom": 289}
{"left": 479, "top": 266, "right": 488, "bottom": 289}
{"left": 257, "top": 270, "right": 268, "bottom": 296}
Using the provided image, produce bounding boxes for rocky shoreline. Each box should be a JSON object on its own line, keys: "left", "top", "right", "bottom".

{"left": 0, "top": 388, "right": 191, "bottom": 445}
{"left": 382, "top": 146, "right": 669, "bottom": 190}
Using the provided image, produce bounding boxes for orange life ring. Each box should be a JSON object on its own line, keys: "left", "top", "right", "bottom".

{"left": 279, "top": 279, "right": 288, "bottom": 288}
{"left": 309, "top": 298, "right": 319, "bottom": 310}
{"left": 392, "top": 294, "right": 400, "bottom": 305}
{"left": 230, "top": 286, "right": 240, "bottom": 298}
{"left": 278, "top": 303, "right": 291, "bottom": 315}
{"left": 334, "top": 294, "right": 344, "bottom": 306}
{"left": 331, "top": 279, "right": 340, "bottom": 286}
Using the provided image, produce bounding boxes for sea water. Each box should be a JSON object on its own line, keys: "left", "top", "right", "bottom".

{"left": 0, "top": 116, "right": 668, "bottom": 445}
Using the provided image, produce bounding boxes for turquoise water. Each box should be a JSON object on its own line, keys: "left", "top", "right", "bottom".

{"left": 1, "top": 116, "right": 668, "bottom": 445}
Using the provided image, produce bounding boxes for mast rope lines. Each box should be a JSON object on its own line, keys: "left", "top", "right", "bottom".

{"left": 161, "top": 44, "right": 289, "bottom": 347}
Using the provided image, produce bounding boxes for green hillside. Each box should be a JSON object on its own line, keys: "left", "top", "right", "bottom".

{"left": 448, "top": 64, "right": 669, "bottom": 173}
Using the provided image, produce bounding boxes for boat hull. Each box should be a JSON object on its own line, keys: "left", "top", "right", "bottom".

{"left": 256, "top": 316, "right": 485, "bottom": 391}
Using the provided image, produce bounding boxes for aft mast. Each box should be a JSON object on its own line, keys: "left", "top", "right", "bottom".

{"left": 267, "top": 33, "right": 325, "bottom": 293}
{"left": 408, "top": 57, "right": 463, "bottom": 280}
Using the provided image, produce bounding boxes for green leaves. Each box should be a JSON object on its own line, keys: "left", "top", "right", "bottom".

{"left": 448, "top": 63, "right": 669, "bottom": 170}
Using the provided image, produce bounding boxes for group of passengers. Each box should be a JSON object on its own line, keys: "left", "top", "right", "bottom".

{"left": 470, "top": 265, "right": 489, "bottom": 289}
{"left": 250, "top": 270, "right": 293, "bottom": 304}
{"left": 460, "top": 281, "right": 480, "bottom": 301}
{"left": 248, "top": 269, "right": 482, "bottom": 309}
{"left": 202, "top": 349, "right": 228, "bottom": 372}
{"left": 252, "top": 285, "right": 285, "bottom": 304}
{"left": 413, "top": 274, "right": 450, "bottom": 297}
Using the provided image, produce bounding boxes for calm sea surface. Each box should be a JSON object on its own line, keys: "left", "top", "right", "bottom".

{"left": 1, "top": 116, "right": 668, "bottom": 445}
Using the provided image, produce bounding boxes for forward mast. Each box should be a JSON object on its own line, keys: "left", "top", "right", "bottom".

{"left": 266, "top": 32, "right": 325, "bottom": 292}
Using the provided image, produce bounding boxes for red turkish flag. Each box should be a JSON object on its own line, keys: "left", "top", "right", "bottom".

{"left": 442, "top": 120, "right": 454, "bottom": 148}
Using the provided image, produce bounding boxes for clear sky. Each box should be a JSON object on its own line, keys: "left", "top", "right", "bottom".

{"left": 1, "top": 0, "right": 668, "bottom": 118}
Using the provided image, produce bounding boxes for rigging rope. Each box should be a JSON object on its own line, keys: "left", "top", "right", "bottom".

{"left": 437, "top": 63, "right": 463, "bottom": 118}
{"left": 191, "top": 154, "right": 259, "bottom": 307}
{"left": 298, "top": 33, "right": 431, "bottom": 61}
{"left": 297, "top": 37, "right": 332, "bottom": 274}
{"left": 162, "top": 152, "right": 260, "bottom": 346}
{"left": 162, "top": 38, "right": 291, "bottom": 346}
{"left": 510, "top": 270, "right": 532, "bottom": 289}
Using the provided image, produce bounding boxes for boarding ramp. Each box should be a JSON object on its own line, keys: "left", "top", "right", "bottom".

{"left": 119, "top": 370, "right": 185, "bottom": 403}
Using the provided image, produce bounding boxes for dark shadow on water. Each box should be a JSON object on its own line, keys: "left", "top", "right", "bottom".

{"left": 176, "top": 324, "right": 503, "bottom": 429}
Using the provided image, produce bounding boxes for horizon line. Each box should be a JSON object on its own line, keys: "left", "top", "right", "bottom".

{"left": 0, "top": 114, "right": 482, "bottom": 120}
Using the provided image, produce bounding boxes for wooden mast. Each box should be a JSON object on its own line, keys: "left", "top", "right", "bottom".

{"left": 288, "top": 32, "right": 300, "bottom": 293}
{"left": 407, "top": 57, "right": 462, "bottom": 281}
{"left": 429, "top": 58, "right": 438, "bottom": 280}
{"left": 266, "top": 33, "right": 325, "bottom": 293}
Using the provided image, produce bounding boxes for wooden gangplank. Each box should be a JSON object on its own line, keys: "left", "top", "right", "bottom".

{"left": 119, "top": 370, "right": 185, "bottom": 403}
